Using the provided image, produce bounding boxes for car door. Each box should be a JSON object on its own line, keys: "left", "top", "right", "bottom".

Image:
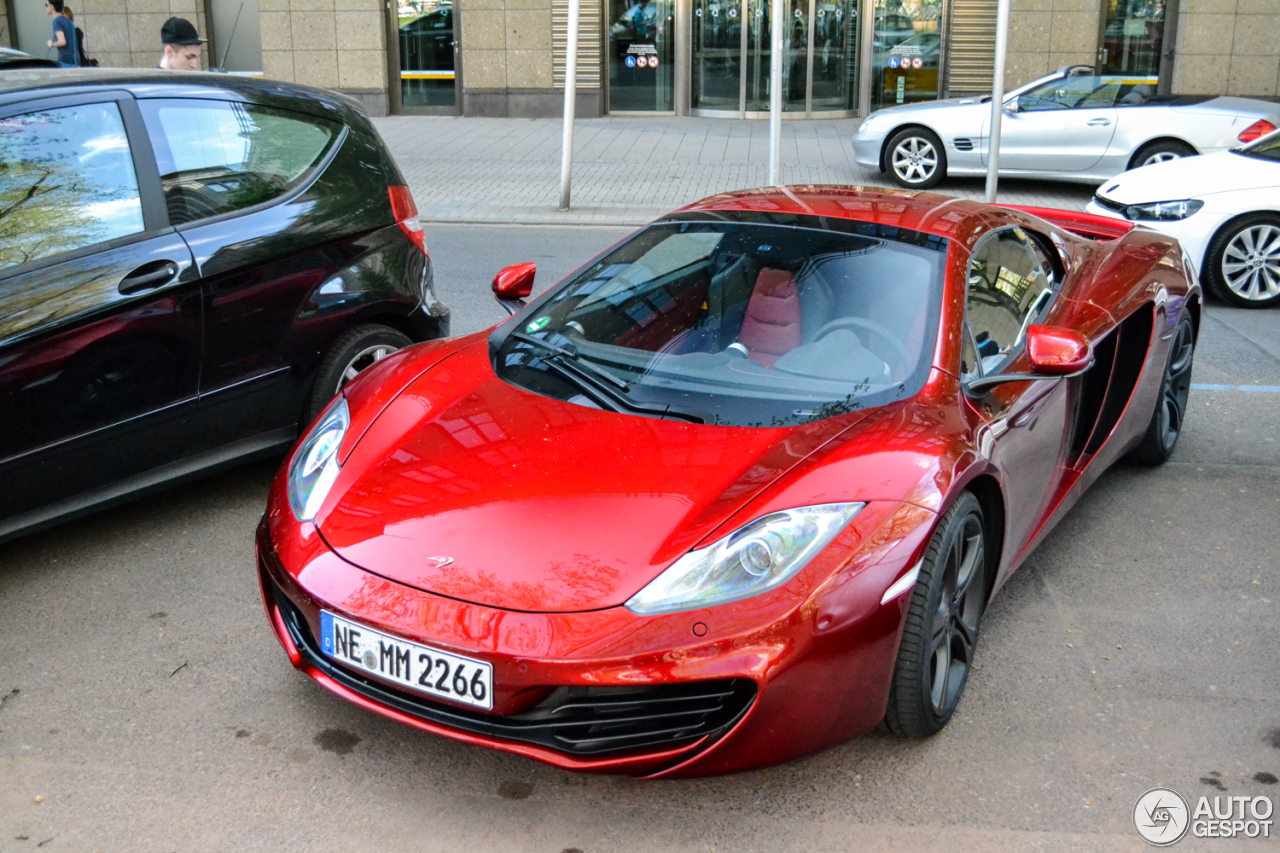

{"left": 0, "top": 94, "right": 201, "bottom": 529}
{"left": 960, "top": 226, "right": 1068, "bottom": 572}
{"left": 134, "top": 96, "right": 382, "bottom": 446}
{"left": 986, "top": 76, "right": 1119, "bottom": 172}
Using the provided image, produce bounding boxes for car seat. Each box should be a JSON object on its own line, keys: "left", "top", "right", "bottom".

{"left": 738, "top": 268, "right": 802, "bottom": 368}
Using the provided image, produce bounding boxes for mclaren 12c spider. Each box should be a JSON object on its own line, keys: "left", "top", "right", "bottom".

{"left": 257, "top": 188, "right": 1200, "bottom": 778}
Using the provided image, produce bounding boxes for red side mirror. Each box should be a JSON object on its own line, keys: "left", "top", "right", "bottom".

{"left": 492, "top": 262, "right": 536, "bottom": 300}
{"left": 1026, "top": 324, "right": 1093, "bottom": 375}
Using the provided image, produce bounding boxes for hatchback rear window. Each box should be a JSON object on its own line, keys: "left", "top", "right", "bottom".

{"left": 138, "top": 99, "right": 342, "bottom": 226}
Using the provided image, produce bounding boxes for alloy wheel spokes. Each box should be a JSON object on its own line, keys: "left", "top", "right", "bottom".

{"left": 341, "top": 344, "right": 395, "bottom": 385}
{"left": 929, "top": 513, "right": 984, "bottom": 715}
{"left": 893, "top": 139, "right": 936, "bottom": 183}
{"left": 1224, "top": 225, "right": 1280, "bottom": 299}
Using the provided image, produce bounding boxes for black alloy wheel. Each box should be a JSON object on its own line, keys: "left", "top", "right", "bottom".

{"left": 1130, "top": 313, "right": 1195, "bottom": 466}
{"left": 307, "top": 323, "right": 412, "bottom": 421}
{"left": 885, "top": 491, "right": 987, "bottom": 737}
{"left": 885, "top": 127, "right": 947, "bottom": 190}
{"left": 1131, "top": 139, "right": 1196, "bottom": 169}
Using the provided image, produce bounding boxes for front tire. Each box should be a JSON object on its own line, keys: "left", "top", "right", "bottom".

{"left": 1202, "top": 213, "right": 1280, "bottom": 308}
{"left": 1130, "top": 314, "right": 1195, "bottom": 466}
{"left": 1130, "top": 139, "right": 1196, "bottom": 169}
{"left": 307, "top": 323, "right": 412, "bottom": 421}
{"left": 885, "top": 492, "right": 987, "bottom": 737}
{"left": 885, "top": 127, "right": 947, "bottom": 189}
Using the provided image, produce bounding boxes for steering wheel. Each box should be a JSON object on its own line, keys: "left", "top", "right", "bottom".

{"left": 812, "top": 317, "right": 913, "bottom": 376}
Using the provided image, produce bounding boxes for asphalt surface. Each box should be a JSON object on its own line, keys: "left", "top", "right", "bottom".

{"left": 1, "top": 225, "right": 1278, "bottom": 853}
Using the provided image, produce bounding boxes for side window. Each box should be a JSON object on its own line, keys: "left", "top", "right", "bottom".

{"left": 0, "top": 102, "right": 146, "bottom": 273}
{"left": 137, "top": 99, "right": 342, "bottom": 227}
{"left": 965, "top": 227, "right": 1056, "bottom": 376}
{"left": 1019, "top": 76, "right": 1120, "bottom": 111}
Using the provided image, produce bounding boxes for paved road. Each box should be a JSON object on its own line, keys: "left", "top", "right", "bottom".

{"left": 1, "top": 226, "right": 1278, "bottom": 853}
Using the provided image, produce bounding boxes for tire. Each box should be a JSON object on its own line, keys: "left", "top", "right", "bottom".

{"left": 1130, "top": 139, "right": 1196, "bottom": 170}
{"left": 1202, "top": 213, "right": 1280, "bottom": 308}
{"left": 884, "top": 127, "right": 947, "bottom": 189}
{"left": 307, "top": 323, "right": 412, "bottom": 421}
{"left": 885, "top": 492, "right": 988, "bottom": 737}
{"left": 1129, "top": 314, "right": 1195, "bottom": 466}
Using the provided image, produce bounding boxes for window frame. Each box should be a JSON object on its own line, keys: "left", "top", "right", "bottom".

{"left": 0, "top": 91, "right": 169, "bottom": 283}
{"left": 135, "top": 95, "right": 350, "bottom": 233}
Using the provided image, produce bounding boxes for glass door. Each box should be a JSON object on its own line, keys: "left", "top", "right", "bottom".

{"left": 810, "top": 0, "right": 859, "bottom": 111}
{"left": 610, "top": 0, "right": 677, "bottom": 111}
{"left": 871, "top": 0, "right": 944, "bottom": 111}
{"left": 395, "top": 0, "right": 458, "bottom": 113}
{"left": 1098, "top": 0, "right": 1167, "bottom": 80}
{"left": 691, "top": 0, "right": 745, "bottom": 111}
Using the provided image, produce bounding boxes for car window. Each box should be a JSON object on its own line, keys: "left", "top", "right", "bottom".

{"left": 965, "top": 227, "right": 1055, "bottom": 376}
{"left": 1019, "top": 76, "right": 1121, "bottom": 111}
{"left": 138, "top": 99, "right": 342, "bottom": 227}
{"left": 0, "top": 102, "right": 146, "bottom": 274}
{"left": 1237, "top": 134, "right": 1280, "bottom": 162}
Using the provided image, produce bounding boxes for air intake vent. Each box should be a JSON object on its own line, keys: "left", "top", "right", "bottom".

{"left": 954, "top": 138, "right": 974, "bottom": 151}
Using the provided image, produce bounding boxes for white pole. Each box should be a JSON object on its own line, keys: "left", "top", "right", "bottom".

{"left": 767, "top": 0, "right": 783, "bottom": 186}
{"left": 559, "top": 0, "right": 581, "bottom": 210}
{"left": 984, "top": 0, "right": 1011, "bottom": 203}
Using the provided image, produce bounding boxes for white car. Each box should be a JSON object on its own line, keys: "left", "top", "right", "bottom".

{"left": 1087, "top": 131, "right": 1280, "bottom": 308}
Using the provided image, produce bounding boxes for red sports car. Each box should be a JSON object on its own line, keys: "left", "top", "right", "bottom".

{"left": 257, "top": 188, "right": 1199, "bottom": 777}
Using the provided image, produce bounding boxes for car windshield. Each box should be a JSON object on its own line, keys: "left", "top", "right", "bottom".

{"left": 494, "top": 218, "right": 948, "bottom": 427}
{"left": 1235, "top": 133, "right": 1280, "bottom": 162}
{"left": 1019, "top": 75, "right": 1155, "bottom": 110}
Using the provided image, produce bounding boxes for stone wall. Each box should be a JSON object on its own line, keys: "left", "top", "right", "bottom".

{"left": 259, "top": 0, "right": 389, "bottom": 112}
{"left": 457, "top": 0, "right": 564, "bottom": 117}
{"left": 1171, "top": 0, "right": 1279, "bottom": 97}
{"left": 76, "top": 0, "right": 210, "bottom": 68}
{"left": 1004, "top": 0, "right": 1099, "bottom": 90}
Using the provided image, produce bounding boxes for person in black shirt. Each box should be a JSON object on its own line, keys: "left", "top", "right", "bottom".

{"left": 45, "top": 0, "right": 77, "bottom": 67}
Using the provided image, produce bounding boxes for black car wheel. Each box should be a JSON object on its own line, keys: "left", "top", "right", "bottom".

{"left": 885, "top": 492, "right": 987, "bottom": 737}
{"left": 1130, "top": 139, "right": 1196, "bottom": 169}
{"left": 885, "top": 127, "right": 947, "bottom": 189}
{"left": 308, "top": 323, "right": 412, "bottom": 421}
{"left": 1202, "top": 213, "right": 1280, "bottom": 308}
{"left": 1130, "top": 314, "right": 1195, "bottom": 466}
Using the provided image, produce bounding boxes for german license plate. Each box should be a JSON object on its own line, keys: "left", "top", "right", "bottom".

{"left": 319, "top": 611, "right": 493, "bottom": 710}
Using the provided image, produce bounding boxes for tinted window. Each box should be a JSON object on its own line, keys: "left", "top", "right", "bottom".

{"left": 0, "top": 102, "right": 145, "bottom": 273}
{"left": 495, "top": 221, "right": 948, "bottom": 427}
{"left": 1238, "top": 133, "right": 1280, "bottom": 162}
{"left": 138, "top": 99, "right": 342, "bottom": 226}
{"left": 965, "top": 227, "right": 1055, "bottom": 375}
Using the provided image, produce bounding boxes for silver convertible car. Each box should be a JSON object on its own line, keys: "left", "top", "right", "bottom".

{"left": 853, "top": 66, "right": 1280, "bottom": 189}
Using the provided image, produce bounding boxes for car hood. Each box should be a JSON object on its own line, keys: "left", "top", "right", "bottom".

{"left": 1096, "top": 150, "right": 1280, "bottom": 203}
{"left": 315, "top": 340, "right": 867, "bottom": 613}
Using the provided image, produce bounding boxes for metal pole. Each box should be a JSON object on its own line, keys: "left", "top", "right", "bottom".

{"left": 767, "top": 0, "right": 783, "bottom": 186}
{"left": 559, "top": 0, "right": 581, "bottom": 210}
{"left": 984, "top": 0, "right": 1011, "bottom": 203}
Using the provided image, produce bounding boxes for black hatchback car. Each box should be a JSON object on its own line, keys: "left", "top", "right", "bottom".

{"left": 0, "top": 70, "right": 449, "bottom": 541}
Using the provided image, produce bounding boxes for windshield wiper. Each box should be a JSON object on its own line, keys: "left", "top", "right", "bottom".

{"left": 509, "top": 331, "right": 707, "bottom": 424}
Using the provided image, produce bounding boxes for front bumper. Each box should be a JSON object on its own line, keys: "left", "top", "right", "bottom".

{"left": 852, "top": 133, "right": 885, "bottom": 171}
{"left": 257, "top": 477, "right": 933, "bottom": 776}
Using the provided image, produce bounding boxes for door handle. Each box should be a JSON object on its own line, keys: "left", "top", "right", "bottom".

{"left": 1087, "top": 118, "right": 1111, "bottom": 126}
{"left": 118, "top": 261, "right": 179, "bottom": 295}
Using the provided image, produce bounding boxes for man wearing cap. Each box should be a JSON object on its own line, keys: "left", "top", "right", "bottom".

{"left": 157, "top": 17, "right": 205, "bottom": 70}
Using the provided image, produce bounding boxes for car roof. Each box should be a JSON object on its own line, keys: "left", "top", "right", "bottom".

{"left": 672, "top": 186, "right": 1003, "bottom": 242}
{"left": 0, "top": 68, "right": 362, "bottom": 122}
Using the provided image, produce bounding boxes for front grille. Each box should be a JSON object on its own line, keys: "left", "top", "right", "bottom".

{"left": 271, "top": 582, "right": 756, "bottom": 759}
{"left": 953, "top": 137, "right": 974, "bottom": 151}
{"left": 1093, "top": 194, "right": 1128, "bottom": 216}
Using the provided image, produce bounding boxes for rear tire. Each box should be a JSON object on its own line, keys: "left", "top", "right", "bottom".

{"left": 307, "top": 323, "right": 411, "bottom": 421}
{"left": 1130, "top": 139, "right": 1196, "bottom": 169}
{"left": 885, "top": 127, "right": 947, "bottom": 189}
{"left": 1202, "top": 213, "right": 1280, "bottom": 308}
{"left": 885, "top": 492, "right": 987, "bottom": 737}
{"left": 1130, "top": 314, "right": 1195, "bottom": 466}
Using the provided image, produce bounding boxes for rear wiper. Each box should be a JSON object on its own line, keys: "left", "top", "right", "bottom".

{"left": 510, "top": 331, "right": 707, "bottom": 424}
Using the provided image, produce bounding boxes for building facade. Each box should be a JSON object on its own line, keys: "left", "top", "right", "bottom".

{"left": 5, "top": 0, "right": 1277, "bottom": 117}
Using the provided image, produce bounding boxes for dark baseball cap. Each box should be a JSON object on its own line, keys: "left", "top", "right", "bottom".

{"left": 161, "top": 17, "right": 206, "bottom": 46}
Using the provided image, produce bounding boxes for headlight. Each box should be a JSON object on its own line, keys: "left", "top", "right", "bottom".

{"left": 287, "top": 396, "right": 350, "bottom": 522}
{"left": 1118, "top": 199, "right": 1204, "bottom": 221}
{"left": 625, "top": 502, "right": 865, "bottom": 615}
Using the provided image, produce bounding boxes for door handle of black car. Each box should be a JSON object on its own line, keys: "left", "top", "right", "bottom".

{"left": 119, "top": 261, "right": 180, "bottom": 295}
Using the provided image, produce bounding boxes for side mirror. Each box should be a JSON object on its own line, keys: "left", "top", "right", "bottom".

{"left": 1003, "top": 97, "right": 1019, "bottom": 114}
{"left": 492, "top": 262, "right": 536, "bottom": 315}
{"left": 1026, "top": 324, "right": 1093, "bottom": 374}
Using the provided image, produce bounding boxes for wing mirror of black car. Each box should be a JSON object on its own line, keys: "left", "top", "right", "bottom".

{"left": 967, "top": 325, "right": 1094, "bottom": 393}
{"left": 492, "top": 262, "right": 536, "bottom": 315}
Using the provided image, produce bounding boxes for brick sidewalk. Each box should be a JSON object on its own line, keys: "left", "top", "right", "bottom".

{"left": 374, "top": 115, "right": 1099, "bottom": 226}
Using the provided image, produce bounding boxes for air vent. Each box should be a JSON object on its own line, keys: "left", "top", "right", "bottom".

{"left": 954, "top": 138, "right": 974, "bottom": 151}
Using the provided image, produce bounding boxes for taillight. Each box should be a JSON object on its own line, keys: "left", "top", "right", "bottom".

{"left": 1238, "top": 119, "right": 1277, "bottom": 143}
{"left": 388, "top": 185, "right": 427, "bottom": 256}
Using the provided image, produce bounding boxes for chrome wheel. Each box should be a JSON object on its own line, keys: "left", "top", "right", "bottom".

{"left": 1221, "top": 223, "right": 1280, "bottom": 301}
{"left": 339, "top": 344, "right": 397, "bottom": 387}
{"left": 928, "top": 512, "right": 985, "bottom": 717}
{"left": 891, "top": 136, "right": 938, "bottom": 185}
{"left": 1141, "top": 150, "right": 1183, "bottom": 166}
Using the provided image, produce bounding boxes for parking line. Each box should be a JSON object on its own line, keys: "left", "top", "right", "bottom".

{"left": 1190, "top": 384, "right": 1280, "bottom": 393}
